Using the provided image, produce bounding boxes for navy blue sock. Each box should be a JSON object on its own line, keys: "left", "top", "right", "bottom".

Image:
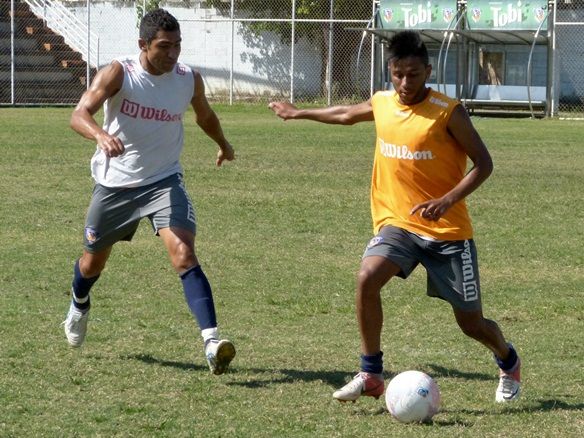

{"left": 496, "top": 344, "right": 519, "bottom": 371}
{"left": 71, "top": 259, "right": 99, "bottom": 311}
{"left": 360, "top": 351, "right": 384, "bottom": 374}
{"left": 180, "top": 265, "right": 217, "bottom": 330}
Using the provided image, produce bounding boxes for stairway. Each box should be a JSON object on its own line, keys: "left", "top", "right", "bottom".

{"left": 0, "top": 0, "right": 96, "bottom": 105}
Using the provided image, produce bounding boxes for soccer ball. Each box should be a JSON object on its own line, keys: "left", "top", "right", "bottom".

{"left": 385, "top": 370, "right": 440, "bottom": 423}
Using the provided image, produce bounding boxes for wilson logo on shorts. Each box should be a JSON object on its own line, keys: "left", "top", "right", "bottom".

{"left": 461, "top": 240, "right": 478, "bottom": 301}
{"left": 463, "top": 281, "right": 479, "bottom": 302}
{"left": 178, "top": 176, "right": 196, "bottom": 224}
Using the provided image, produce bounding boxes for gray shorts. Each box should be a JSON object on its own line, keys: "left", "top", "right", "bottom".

{"left": 83, "top": 173, "right": 196, "bottom": 253}
{"left": 363, "top": 225, "right": 482, "bottom": 311}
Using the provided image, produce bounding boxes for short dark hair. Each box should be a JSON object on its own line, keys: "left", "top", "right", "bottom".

{"left": 140, "top": 8, "right": 180, "bottom": 43}
{"left": 387, "top": 31, "right": 429, "bottom": 66}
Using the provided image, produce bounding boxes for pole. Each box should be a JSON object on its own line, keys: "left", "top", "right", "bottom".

{"left": 290, "top": 0, "right": 296, "bottom": 103}
{"left": 10, "top": 0, "right": 15, "bottom": 104}
{"left": 326, "top": 0, "right": 334, "bottom": 105}
{"left": 86, "top": 0, "right": 91, "bottom": 88}
{"left": 370, "top": 0, "right": 376, "bottom": 97}
{"left": 230, "top": 0, "right": 234, "bottom": 105}
{"left": 548, "top": 0, "right": 556, "bottom": 117}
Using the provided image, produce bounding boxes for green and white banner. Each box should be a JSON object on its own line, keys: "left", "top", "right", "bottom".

{"left": 378, "top": 0, "right": 548, "bottom": 31}
{"left": 466, "top": 1, "right": 548, "bottom": 30}
{"left": 378, "top": 0, "right": 458, "bottom": 30}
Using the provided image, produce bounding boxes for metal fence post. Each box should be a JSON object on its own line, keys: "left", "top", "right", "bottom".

{"left": 370, "top": 0, "right": 376, "bottom": 97}
{"left": 549, "top": 0, "right": 557, "bottom": 117}
{"left": 327, "top": 0, "right": 334, "bottom": 106}
{"left": 10, "top": 0, "right": 14, "bottom": 104}
{"left": 86, "top": 0, "right": 90, "bottom": 89}
{"left": 230, "top": 0, "right": 234, "bottom": 105}
{"left": 290, "top": 0, "right": 296, "bottom": 104}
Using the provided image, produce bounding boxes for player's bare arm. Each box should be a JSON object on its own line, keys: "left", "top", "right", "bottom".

{"left": 268, "top": 100, "right": 374, "bottom": 125}
{"left": 70, "top": 61, "right": 125, "bottom": 158}
{"left": 191, "top": 70, "right": 235, "bottom": 167}
{"left": 410, "top": 104, "right": 493, "bottom": 221}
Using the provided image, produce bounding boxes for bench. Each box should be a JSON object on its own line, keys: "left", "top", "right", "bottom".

{"left": 460, "top": 85, "right": 546, "bottom": 115}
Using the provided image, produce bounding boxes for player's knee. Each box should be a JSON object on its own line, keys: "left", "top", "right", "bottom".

{"left": 79, "top": 256, "right": 107, "bottom": 278}
{"left": 357, "top": 267, "right": 381, "bottom": 294}
{"left": 170, "top": 241, "right": 198, "bottom": 272}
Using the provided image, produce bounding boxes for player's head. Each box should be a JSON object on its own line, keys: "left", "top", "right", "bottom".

{"left": 140, "top": 8, "right": 180, "bottom": 44}
{"left": 387, "top": 31, "right": 432, "bottom": 105}
{"left": 138, "top": 9, "right": 182, "bottom": 75}
{"left": 387, "top": 31, "right": 429, "bottom": 66}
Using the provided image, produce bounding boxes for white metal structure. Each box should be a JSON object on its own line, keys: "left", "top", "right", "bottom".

{"left": 23, "top": 0, "right": 99, "bottom": 71}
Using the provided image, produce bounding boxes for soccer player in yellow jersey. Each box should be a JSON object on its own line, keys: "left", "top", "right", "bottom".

{"left": 269, "top": 30, "right": 521, "bottom": 404}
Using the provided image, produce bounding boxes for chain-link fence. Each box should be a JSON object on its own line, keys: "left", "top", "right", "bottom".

{"left": 1, "top": 0, "right": 584, "bottom": 116}
{"left": 0, "top": 0, "right": 376, "bottom": 106}
{"left": 188, "top": 0, "right": 376, "bottom": 104}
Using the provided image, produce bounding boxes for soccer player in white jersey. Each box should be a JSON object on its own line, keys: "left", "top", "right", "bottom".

{"left": 63, "top": 8, "right": 236, "bottom": 375}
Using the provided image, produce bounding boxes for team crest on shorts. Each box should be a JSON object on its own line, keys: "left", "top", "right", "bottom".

{"left": 85, "top": 227, "right": 99, "bottom": 243}
{"left": 367, "top": 236, "right": 384, "bottom": 248}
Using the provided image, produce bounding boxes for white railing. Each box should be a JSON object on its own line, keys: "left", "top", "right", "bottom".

{"left": 23, "top": 0, "right": 99, "bottom": 69}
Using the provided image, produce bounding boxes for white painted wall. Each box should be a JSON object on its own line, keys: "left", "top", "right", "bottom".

{"left": 65, "top": 2, "right": 323, "bottom": 97}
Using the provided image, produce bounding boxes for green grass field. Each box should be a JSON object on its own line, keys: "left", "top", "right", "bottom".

{"left": 0, "top": 105, "right": 583, "bottom": 437}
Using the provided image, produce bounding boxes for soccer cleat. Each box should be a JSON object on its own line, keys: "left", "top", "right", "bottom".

{"left": 333, "top": 372, "right": 385, "bottom": 402}
{"left": 205, "top": 339, "right": 236, "bottom": 375}
{"left": 63, "top": 301, "right": 89, "bottom": 348}
{"left": 496, "top": 358, "right": 521, "bottom": 402}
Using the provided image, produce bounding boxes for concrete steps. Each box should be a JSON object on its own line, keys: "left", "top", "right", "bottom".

{"left": 0, "top": 0, "right": 96, "bottom": 104}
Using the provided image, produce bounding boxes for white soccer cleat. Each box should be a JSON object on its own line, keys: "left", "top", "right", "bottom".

{"left": 333, "top": 372, "right": 385, "bottom": 402}
{"left": 63, "top": 302, "right": 89, "bottom": 348}
{"left": 205, "top": 339, "right": 236, "bottom": 375}
{"left": 496, "top": 359, "right": 521, "bottom": 402}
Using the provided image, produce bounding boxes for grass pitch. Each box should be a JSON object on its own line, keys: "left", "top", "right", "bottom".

{"left": 0, "top": 105, "right": 583, "bottom": 437}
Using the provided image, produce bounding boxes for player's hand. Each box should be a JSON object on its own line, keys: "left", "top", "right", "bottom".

{"left": 96, "top": 132, "right": 125, "bottom": 157}
{"left": 410, "top": 197, "right": 452, "bottom": 221}
{"left": 216, "top": 142, "right": 235, "bottom": 167}
{"left": 268, "top": 101, "right": 298, "bottom": 120}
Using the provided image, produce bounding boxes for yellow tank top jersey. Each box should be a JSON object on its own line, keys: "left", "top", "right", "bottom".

{"left": 370, "top": 89, "right": 473, "bottom": 240}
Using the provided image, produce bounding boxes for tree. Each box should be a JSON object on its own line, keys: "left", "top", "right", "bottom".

{"left": 136, "top": 0, "right": 161, "bottom": 28}
{"left": 203, "top": 0, "right": 375, "bottom": 98}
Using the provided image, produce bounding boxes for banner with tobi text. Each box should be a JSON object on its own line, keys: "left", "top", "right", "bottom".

{"left": 378, "top": 0, "right": 458, "bottom": 30}
{"left": 465, "top": 0, "right": 549, "bottom": 30}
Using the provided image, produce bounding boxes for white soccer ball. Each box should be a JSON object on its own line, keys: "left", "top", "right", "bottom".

{"left": 385, "top": 370, "right": 440, "bottom": 423}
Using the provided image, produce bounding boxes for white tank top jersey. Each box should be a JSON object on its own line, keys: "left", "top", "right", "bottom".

{"left": 90, "top": 55, "right": 195, "bottom": 188}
